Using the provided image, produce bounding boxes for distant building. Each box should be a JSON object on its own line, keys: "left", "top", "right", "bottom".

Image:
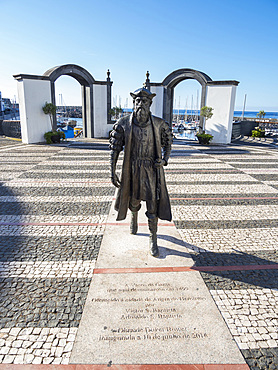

{"left": 3, "top": 98, "right": 12, "bottom": 108}
{"left": 0, "top": 92, "right": 19, "bottom": 117}
{"left": 0, "top": 92, "right": 13, "bottom": 113}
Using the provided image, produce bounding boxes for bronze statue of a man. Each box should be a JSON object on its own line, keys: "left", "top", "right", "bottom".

{"left": 109, "top": 88, "right": 173, "bottom": 257}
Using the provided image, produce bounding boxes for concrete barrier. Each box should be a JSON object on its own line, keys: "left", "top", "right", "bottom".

{"left": 1, "top": 120, "right": 21, "bottom": 138}
{"left": 232, "top": 120, "right": 258, "bottom": 138}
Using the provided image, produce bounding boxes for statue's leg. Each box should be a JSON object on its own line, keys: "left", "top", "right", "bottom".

{"left": 129, "top": 199, "right": 141, "bottom": 235}
{"left": 148, "top": 216, "right": 159, "bottom": 257}
{"left": 130, "top": 211, "right": 138, "bottom": 235}
{"left": 146, "top": 201, "right": 159, "bottom": 257}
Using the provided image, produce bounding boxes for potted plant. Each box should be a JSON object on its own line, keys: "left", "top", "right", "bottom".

{"left": 42, "top": 102, "right": 65, "bottom": 143}
{"left": 197, "top": 106, "right": 214, "bottom": 144}
{"left": 44, "top": 130, "right": 65, "bottom": 144}
{"left": 196, "top": 132, "right": 214, "bottom": 144}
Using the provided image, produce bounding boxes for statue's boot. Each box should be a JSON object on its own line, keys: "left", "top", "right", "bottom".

{"left": 148, "top": 217, "right": 159, "bottom": 257}
{"left": 130, "top": 211, "right": 138, "bottom": 235}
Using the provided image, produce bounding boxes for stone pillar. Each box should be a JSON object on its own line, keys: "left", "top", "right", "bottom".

{"left": 199, "top": 85, "right": 207, "bottom": 131}
{"left": 163, "top": 87, "right": 174, "bottom": 125}
{"left": 205, "top": 81, "right": 239, "bottom": 144}
{"left": 81, "top": 85, "right": 88, "bottom": 138}
{"left": 92, "top": 84, "right": 108, "bottom": 138}
{"left": 92, "top": 79, "right": 114, "bottom": 138}
{"left": 149, "top": 85, "right": 164, "bottom": 118}
{"left": 14, "top": 76, "right": 52, "bottom": 144}
{"left": 50, "top": 81, "right": 57, "bottom": 130}
{"left": 106, "top": 70, "right": 113, "bottom": 125}
{"left": 85, "top": 85, "right": 94, "bottom": 138}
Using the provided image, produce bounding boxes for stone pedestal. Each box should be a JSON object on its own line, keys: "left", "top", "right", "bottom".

{"left": 70, "top": 202, "right": 247, "bottom": 367}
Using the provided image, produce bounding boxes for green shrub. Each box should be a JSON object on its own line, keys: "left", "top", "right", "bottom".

{"left": 44, "top": 130, "right": 65, "bottom": 144}
{"left": 251, "top": 129, "right": 265, "bottom": 138}
{"left": 196, "top": 132, "right": 214, "bottom": 144}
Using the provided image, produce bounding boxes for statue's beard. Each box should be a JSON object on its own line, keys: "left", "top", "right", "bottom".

{"left": 135, "top": 107, "right": 149, "bottom": 123}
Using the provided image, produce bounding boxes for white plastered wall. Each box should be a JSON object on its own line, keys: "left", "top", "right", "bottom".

{"left": 205, "top": 85, "right": 237, "bottom": 144}
{"left": 93, "top": 84, "right": 112, "bottom": 138}
{"left": 17, "top": 79, "right": 52, "bottom": 144}
{"left": 150, "top": 86, "right": 164, "bottom": 118}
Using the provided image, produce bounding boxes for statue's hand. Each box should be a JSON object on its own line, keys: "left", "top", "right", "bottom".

{"left": 154, "top": 159, "right": 166, "bottom": 168}
{"left": 111, "top": 173, "right": 121, "bottom": 188}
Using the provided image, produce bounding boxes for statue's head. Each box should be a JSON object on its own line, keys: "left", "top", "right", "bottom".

{"left": 130, "top": 88, "right": 156, "bottom": 123}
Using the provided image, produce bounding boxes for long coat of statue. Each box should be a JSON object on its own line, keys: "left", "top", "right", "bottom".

{"left": 110, "top": 112, "right": 173, "bottom": 222}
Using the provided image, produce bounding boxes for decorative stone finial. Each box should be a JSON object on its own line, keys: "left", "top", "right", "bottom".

{"left": 107, "top": 69, "right": 111, "bottom": 81}
{"left": 145, "top": 70, "right": 150, "bottom": 89}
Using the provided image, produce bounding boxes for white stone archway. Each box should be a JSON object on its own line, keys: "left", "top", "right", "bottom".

{"left": 13, "top": 64, "right": 113, "bottom": 144}
{"left": 145, "top": 69, "right": 239, "bottom": 144}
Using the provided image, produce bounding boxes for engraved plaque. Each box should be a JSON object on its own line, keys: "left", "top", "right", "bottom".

{"left": 71, "top": 271, "right": 244, "bottom": 364}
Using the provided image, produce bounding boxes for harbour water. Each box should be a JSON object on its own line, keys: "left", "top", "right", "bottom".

{"left": 173, "top": 127, "right": 197, "bottom": 140}
{"left": 65, "top": 110, "right": 278, "bottom": 141}
{"left": 121, "top": 109, "right": 278, "bottom": 120}
{"left": 65, "top": 110, "right": 278, "bottom": 129}
{"left": 172, "top": 110, "right": 278, "bottom": 120}
{"left": 233, "top": 111, "right": 278, "bottom": 119}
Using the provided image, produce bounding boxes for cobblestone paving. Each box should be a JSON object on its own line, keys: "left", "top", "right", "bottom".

{"left": 0, "top": 138, "right": 24, "bottom": 148}
{"left": 0, "top": 136, "right": 278, "bottom": 368}
{"left": 0, "top": 138, "right": 114, "bottom": 364}
{"left": 169, "top": 140, "right": 278, "bottom": 369}
{"left": 0, "top": 327, "right": 77, "bottom": 364}
{"left": 0, "top": 235, "right": 103, "bottom": 261}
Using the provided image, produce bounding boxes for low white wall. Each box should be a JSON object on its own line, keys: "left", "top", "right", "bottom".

{"left": 150, "top": 86, "right": 164, "bottom": 118}
{"left": 205, "top": 85, "right": 237, "bottom": 144}
{"left": 17, "top": 79, "right": 52, "bottom": 144}
{"left": 93, "top": 84, "right": 112, "bottom": 138}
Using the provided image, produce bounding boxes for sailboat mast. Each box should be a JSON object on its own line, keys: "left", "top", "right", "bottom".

{"left": 178, "top": 96, "right": 180, "bottom": 123}
{"left": 196, "top": 90, "right": 199, "bottom": 124}
{"left": 241, "top": 94, "right": 247, "bottom": 121}
{"left": 191, "top": 95, "right": 193, "bottom": 122}
{"left": 185, "top": 96, "right": 188, "bottom": 122}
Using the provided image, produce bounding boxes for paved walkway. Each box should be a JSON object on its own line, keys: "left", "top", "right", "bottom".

{"left": 0, "top": 136, "right": 277, "bottom": 369}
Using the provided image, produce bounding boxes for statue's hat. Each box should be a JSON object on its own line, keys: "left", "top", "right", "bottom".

{"left": 130, "top": 87, "right": 156, "bottom": 100}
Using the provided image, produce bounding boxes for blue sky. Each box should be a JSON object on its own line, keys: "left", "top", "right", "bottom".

{"left": 1, "top": 0, "right": 278, "bottom": 111}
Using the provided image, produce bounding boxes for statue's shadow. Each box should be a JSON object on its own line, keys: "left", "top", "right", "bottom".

{"left": 136, "top": 232, "right": 278, "bottom": 290}
{"left": 136, "top": 233, "right": 191, "bottom": 259}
